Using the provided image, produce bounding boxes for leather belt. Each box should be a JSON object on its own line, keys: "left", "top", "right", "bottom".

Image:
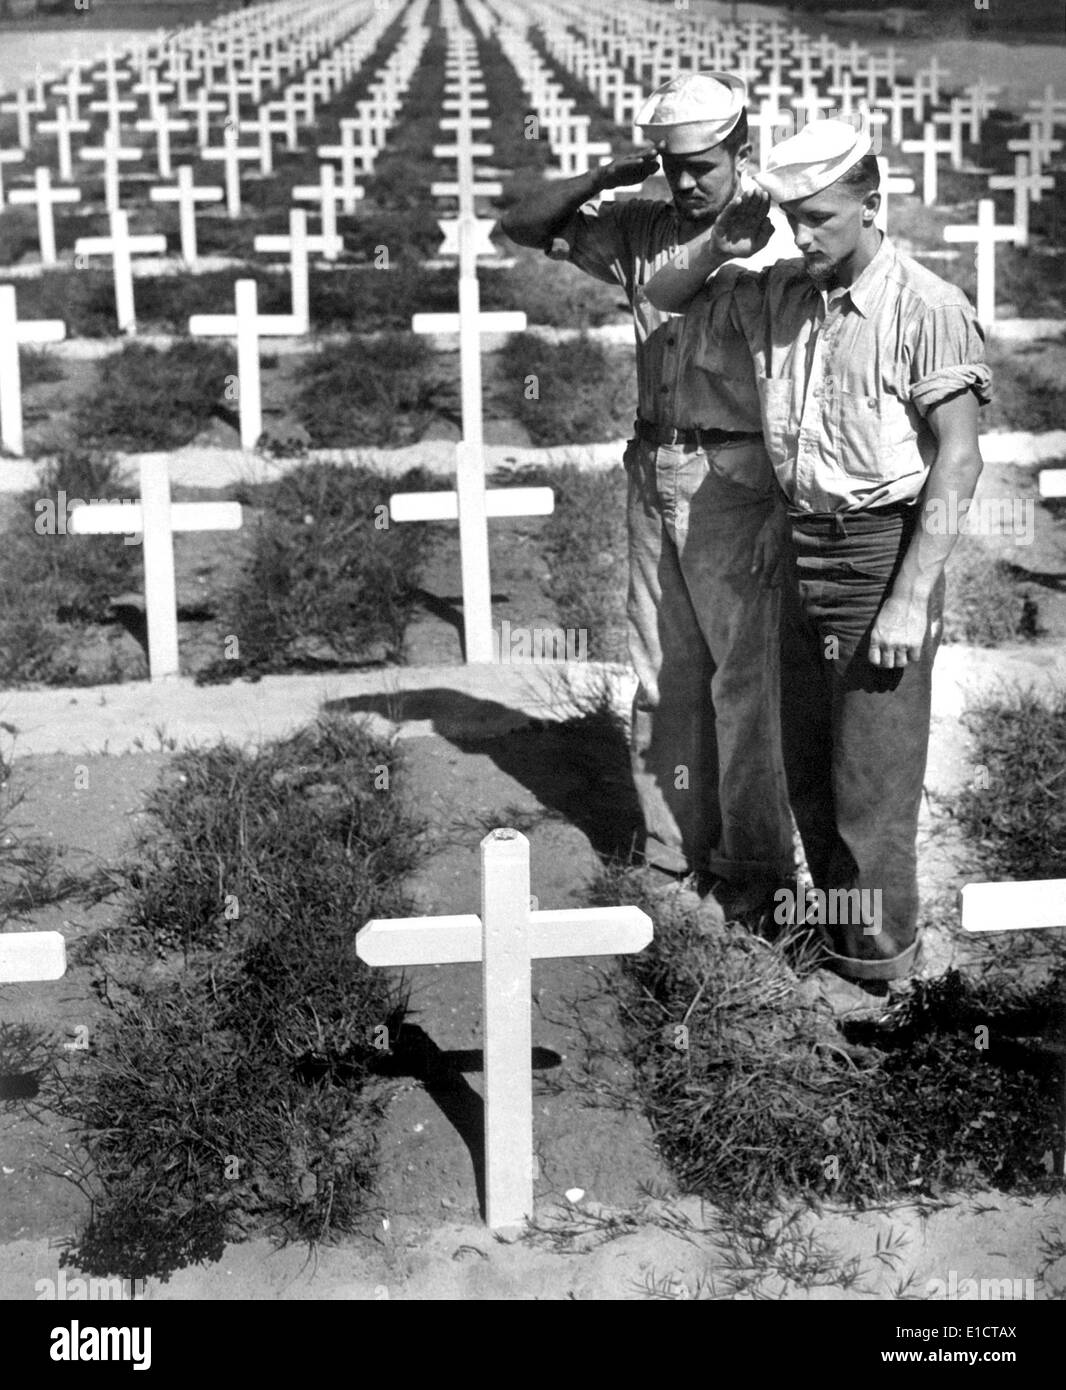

{"left": 634, "top": 418, "right": 763, "bottom": 448}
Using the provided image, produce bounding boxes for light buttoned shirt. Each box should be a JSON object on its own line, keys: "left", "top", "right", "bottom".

{"left": 556, "top": 195, "right": 795, "bottom": 431}
{"left": 687, "top": 234, "right": 992, "bottom": 512}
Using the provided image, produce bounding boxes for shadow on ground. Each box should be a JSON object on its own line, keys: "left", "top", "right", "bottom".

{"left": 326, "top": 688, "right": 643, "bottom": 863}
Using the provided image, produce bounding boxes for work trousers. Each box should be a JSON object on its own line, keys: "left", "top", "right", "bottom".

{"left": 624, "top": 435, "right": 795, "bottom": 888}
{"left": 779, "top": 503, "right": 944, "bottom": 982}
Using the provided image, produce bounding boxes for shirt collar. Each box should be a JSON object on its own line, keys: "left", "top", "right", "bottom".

{"left": 836, "top": 233, "right": 894, "bottom": 318}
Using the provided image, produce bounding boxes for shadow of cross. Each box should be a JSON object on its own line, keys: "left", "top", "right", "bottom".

{"left": 0, "top": 932, "right": 65, "bottom": 1100}
{"left": 357, "top": 828, "right": 652, "bottom": 1232}
{"left": 366, "top": 1023, "right": 563, "bottom": 1217}
{"left": 959, "top": 877, "right": 1066, "bottom": 1175}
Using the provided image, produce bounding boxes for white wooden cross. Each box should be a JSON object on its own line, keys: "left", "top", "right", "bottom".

{"left": 791, "top": 88, "right": 836, "bottom": 130}
{"left": 67, "top": 457, "right": 242, "bottom": 682}
{"left": 988, "top": 156, "right": 1050, "bottom": 248}
{"left": 874, "top": 156, "right": 915, "bottom": 234}
{"left": 0, "top": 146, "right": 25, "bottom": 205}
{"left": 131, "top": 67, "right": 175, "bottom": 116}
{"left": 149, "top": 164, "right": 223, "bottom": 265}
{"left": 74, "top": 210, "right": 167, "bottom": 334}
{"left": 828, "top": 70, "right": 859, "bottom": 122}
{"left": 547, "top": 115, "right": 612, "bottom": 180}
{"left": 50, "top": 66, "right": 94, "bottom": 124}
{"left": 37, "top": 105, "right": 90, "bottom": 183}
{"left": 962, "top": 81, "right": 1000, "bottom": 143}
{"left": 0, "top": 284, "right": 65, "bottom": 455}
{"left": 1024, "top": 86, "right": 1066, "bottom": 146}
{"left": 754, "top": 69, "right": 791, "bottom": 117}
{"left": 8, "top": 167, "right": 81, "bottom": 266}
{"left": 943, "top": 198, "right": 1016, "bottom": 329}
{"left": 959, "top": 877, "right": 1066, "bottom": 1175}
{"left": 901, "top": 121, "right": 956, "bottom": 206}
{"left": 88, "top": 89, "right": 138, "bottom": 141}
{"left": 239, "top": 105, "right": 276, "bottom": 176}
{"left": 932, "top": 98, "right": 967, "bottom": 171}
{"left": 201, "top": 122, "right": 259, "bottom": 217}
{"left": 914, "top": 56, "right": 950, "bottom": 109}
{"left": 135, "top": 106, "right": 191, "bottom": 179}
{"left": 254, "top": 208, "right": 341, "bottom": 331}
{"left": 397, "top": 222, "right": 539, "bottom": 663}
{"left": 0, "top": 88, "right": 44, "bottom": 149}
{"left": 81, "top": 128, "right": 144, "bottom": 214}
{"left": 357, "top": 828, "right": 653, "bottom": 1229}
{"left": 752, "top": 99, "right": 794, "bottom": 170}
{"left": 318, "top": 119, "right": 378, "bottom": 183}
{"left": 181, "top": 87, "right": 226, "bottom": 148}
{"left": 0, "top": 932, "right": 65, "bottom": 983}
{"left": 188, "top": 278, "right": 302, "bottom": 448}
{"left": 263, "top": 88, "right": 301, "bottom": 153}
{"left": 293, "top": 161, "right": 363, "bottom": 242}
{"left": 1007, "top": 123, "right": 1063, "bottom": 174}
{"left": 876, "top": 85, "right": 920, "bottom": 149}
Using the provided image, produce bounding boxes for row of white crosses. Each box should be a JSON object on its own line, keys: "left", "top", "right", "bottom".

{"left": 0, "top": 0, "right": 401, "bottom": 266}
{"left": 524, "top": 0, "right": 1058, "bottom": 245}
{"left": 389, "top": 0, "right": 553, "bottom": 665}
{"left": 939, "top": 85, "right": 1063, "bottom": 328}
{"left": 510, "top": 0, "right": 1064, "bottom": 328}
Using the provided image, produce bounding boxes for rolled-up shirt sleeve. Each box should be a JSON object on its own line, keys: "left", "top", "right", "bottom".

{"left": 907, "top": 300, "right": 993, "bottom": 416}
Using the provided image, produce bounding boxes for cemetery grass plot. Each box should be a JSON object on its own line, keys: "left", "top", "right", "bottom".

{"left": 1, "top": 720, "right": 421, "bottom": 1276}
{"left": 4, "top": 690, "right": 1063, "bottom": 1279}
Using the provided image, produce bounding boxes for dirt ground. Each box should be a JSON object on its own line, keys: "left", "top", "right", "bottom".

{"left": 2, "top": 678, "right": 1065, "bottom": 1300}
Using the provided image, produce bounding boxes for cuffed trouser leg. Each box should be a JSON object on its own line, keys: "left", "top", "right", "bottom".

{"left": 626, "top": 437, "right": 794, "bottom": 885}
{"left": 780, "top": 508, "right": 943, "bottom": 982}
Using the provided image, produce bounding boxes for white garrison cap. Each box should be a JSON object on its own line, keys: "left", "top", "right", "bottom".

{"left": 752, "top": 119, "right": 872, "bottom": 203}
{"left": 636, "top": 71, "right": 747, "bottom": 154}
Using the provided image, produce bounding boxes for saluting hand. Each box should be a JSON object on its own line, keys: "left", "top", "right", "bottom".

{"left": 596, "top": 147, "right": 661, "bottom": 191}
{"left": 709, "top": 188, "right": 773, "bottom": 261}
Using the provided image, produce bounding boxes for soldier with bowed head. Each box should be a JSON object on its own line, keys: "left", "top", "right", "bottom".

{"left": 500, "top": 72, "right": 798, "bottom": 929}
{"left": 643, "top": 120, "right": 991, "bottom": 1003}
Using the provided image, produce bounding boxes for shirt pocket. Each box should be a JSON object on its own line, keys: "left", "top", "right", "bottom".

{"left": 756, "top": 377, "right": 793, "bottom": 461}
{"left": 836, "top": 387, "right": 917, "bottom": 481}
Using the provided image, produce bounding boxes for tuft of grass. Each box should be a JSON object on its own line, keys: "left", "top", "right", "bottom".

{"left": 201, "top": 462, "right": 430, "bottom": 680}
{"left": 292, "top": 332, "right": 450, "bottom": 447}
{"left": 49, "top": 718, "right": 421, "bottom": 1280}
{"left": 984, "top": 342, "right": 1066, "bottom": 434}
{"left": 504, "top": 463, "right": 629, "bottom": 662}
{"left": 495, "top": 332, "right": 634, "bottom": 445}
{"left": 943, "top": 536, "right": 1040, "bottom": 645}
{"left": 0, "top": 452, "right": 141, "bottom": 686}
{"left": 484, "top": 246, "right": 630, "bottom": 327}
{"left": 596, "top": 866, "right": 1062, "bottom": 1207}
{"left": 953, "top": 688, "right": 1066, "bottom": 883}
{"left": 18, "top": 346, "right": 65, "bottom": 388}
{"left": 71, "top": 341, "right": 236, "bottom": 452}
